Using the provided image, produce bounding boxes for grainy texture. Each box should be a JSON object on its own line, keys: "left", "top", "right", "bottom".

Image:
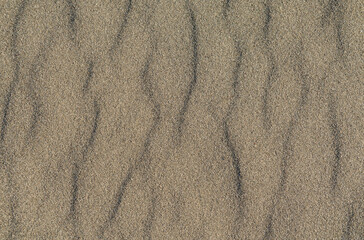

{"left": 0, "top": 0, "right": 363, "bottom": 239}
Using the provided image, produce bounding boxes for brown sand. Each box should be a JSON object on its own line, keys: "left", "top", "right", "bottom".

{"left": 0, "top": 0, "right": 363, "bottom": 239}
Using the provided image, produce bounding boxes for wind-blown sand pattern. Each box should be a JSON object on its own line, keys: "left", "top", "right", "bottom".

{"left": 0, "top": 0, "right": 363, "bottom": 239}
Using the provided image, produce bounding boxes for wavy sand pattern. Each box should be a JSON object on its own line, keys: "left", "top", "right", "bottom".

{"left": 0, "top": 0, "right": 363, "bottom": 239}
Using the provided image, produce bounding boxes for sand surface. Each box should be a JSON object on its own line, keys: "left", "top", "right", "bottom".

{"left": 0, "top": 0, "right": 363, "bottom": 239}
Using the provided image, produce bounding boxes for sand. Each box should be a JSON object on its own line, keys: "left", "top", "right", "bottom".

{"left": 0, "top": 0, "right": 363, "bottom": 239}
